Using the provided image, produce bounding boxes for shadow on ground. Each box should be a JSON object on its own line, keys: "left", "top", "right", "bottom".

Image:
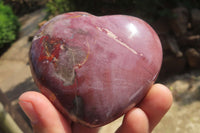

{"left": 6, "top": 77, "right": 39, "bottom": 102}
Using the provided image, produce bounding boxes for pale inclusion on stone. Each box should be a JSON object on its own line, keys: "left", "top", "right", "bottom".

{"left": 53, "top": 41, "right": 90, "bottom": 86}
{"left": 33, "top": 32, "right": 43, "bottom": 42}
{"left": 128, "top": 86, "right": 146, "bottom": 102}
{"left": 55, "top": 47, "right": 86, "bottom": 86}
{"left": 96, "top": 26, "right": 141, "bottom": 56}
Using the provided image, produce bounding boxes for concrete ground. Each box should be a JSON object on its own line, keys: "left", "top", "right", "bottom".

{"left": 0, "top": 9, "right": 200, "bottom": 133}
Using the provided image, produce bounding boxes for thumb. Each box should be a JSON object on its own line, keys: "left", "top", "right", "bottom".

{"left": 19, "top": 91, "right": 71, "bottom": 133}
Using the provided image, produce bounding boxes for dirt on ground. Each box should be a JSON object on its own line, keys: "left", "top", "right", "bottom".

{"left": 0, "top": 9, "right": 200, "bottom": 133}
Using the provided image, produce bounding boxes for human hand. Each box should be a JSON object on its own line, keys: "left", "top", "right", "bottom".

{"left": 19, "top": 84, "right": 172, "bottom": 133}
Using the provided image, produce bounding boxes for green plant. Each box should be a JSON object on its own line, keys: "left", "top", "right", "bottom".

{"left": 46, "top": 0, "right": 74, "bottom": 16}
{"left": 0, "top": 1, "right": 19, "bottom": 48}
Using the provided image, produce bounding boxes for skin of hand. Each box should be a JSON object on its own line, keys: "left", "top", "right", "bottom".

{"left": 19, "top": 84, "right": 173, "bottom": 133}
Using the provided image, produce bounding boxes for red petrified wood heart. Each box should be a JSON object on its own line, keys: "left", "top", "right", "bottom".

{"left": 29, "top": 12, "right": 162, "bottom": 127}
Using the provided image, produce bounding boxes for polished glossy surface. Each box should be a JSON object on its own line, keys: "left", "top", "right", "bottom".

{"left": 29, "top": 12, "right": 162, "bottom": 127}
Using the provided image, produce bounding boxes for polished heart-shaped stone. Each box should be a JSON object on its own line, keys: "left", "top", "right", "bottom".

{"left": 29, "top": 12, "right": 162, "bottom": 127}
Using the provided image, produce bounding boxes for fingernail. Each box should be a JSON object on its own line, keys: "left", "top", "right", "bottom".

{"left": 19, "top": 100, "right": 39, "bottom": 124}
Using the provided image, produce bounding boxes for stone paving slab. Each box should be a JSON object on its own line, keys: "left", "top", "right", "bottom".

{"left": 0, "top": 9, "right": 45, "bottom": 94}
